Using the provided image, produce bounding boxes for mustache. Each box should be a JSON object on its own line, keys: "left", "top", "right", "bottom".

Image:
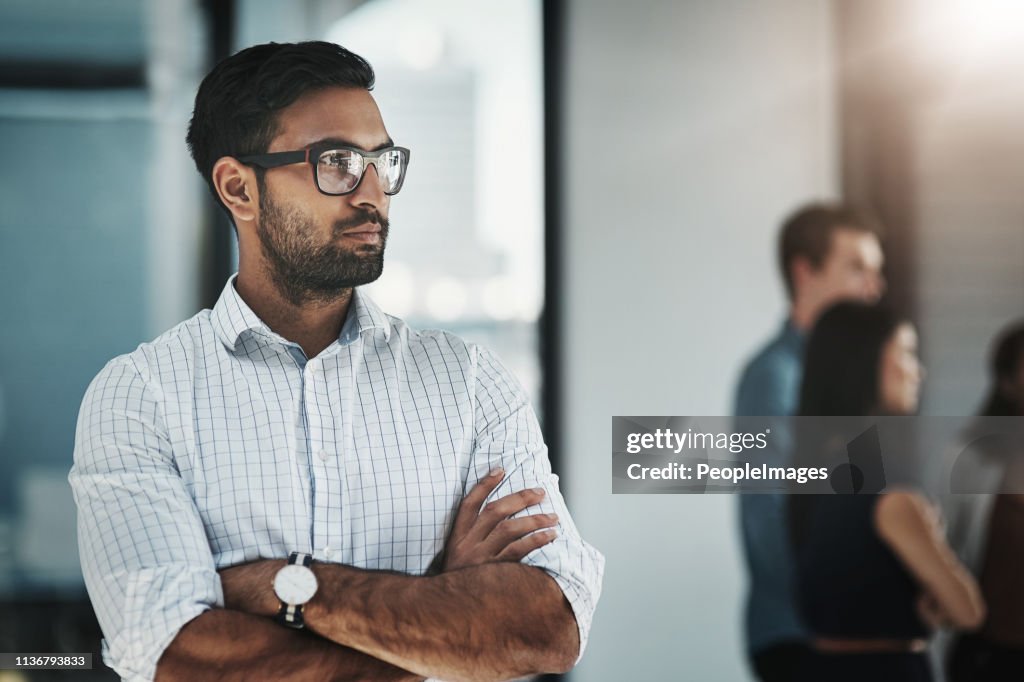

{"left": 335, "top": 209, "right": 389, "bottom": 232}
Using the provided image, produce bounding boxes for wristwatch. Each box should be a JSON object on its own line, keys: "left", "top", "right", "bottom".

{"left": 273, "top": 552, "right": 318, "bottom": 629}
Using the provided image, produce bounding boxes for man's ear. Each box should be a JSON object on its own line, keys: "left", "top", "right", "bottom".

{"left": 790, "top": 256, "right": 815, "bottom": 289}
{"left": 212, "top": 156, "right": 259, "bottom": 224}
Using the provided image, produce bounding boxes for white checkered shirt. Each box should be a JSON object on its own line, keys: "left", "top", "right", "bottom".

{"left": 70, "top": 275, "right": 604, "bottom": 682}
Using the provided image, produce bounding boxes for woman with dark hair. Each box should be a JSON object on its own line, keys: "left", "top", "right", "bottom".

{"left": 790, "top": 302, "right": 985, "bottom": 682}
{"left": 979, "top": 322, "right": 1024, "bottom": 416}
{"left": 948, "top": 320, "right": 1024, "bottom": 681}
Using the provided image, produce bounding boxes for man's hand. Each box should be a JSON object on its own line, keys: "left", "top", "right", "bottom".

{"left": 441, "top": 468, "right": 559, "bottom": 572}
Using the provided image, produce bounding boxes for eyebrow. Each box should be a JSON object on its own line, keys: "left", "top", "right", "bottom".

{"left": 306, "top": 136, "right": 395, "bottom": 152}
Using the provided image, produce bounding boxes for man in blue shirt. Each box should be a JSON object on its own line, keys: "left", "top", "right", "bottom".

{"left": 735, "top": 203, "right": 885, "bottom": 681}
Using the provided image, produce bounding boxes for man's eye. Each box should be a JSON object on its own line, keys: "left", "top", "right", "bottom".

{"left": 322, "top": 153, "right": 356, "bottom": 168}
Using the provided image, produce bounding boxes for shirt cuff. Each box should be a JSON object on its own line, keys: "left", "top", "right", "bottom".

{"left": 530, "top": 543, "right": 605, "bottom": 663}
{"left": 100, "top": 567, "right": 222, "bottom": 681}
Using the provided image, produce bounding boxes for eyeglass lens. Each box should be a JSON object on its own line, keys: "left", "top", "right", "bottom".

{"left": 316, "top": 149, "right": 406, "bottom": 195}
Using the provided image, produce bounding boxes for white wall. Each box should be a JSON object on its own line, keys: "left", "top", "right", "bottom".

{"left": 561, "top": 2, "right": 837, "bottom": 679}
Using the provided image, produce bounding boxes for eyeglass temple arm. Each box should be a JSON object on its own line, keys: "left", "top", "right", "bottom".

{"left": 235, "top": 150, "right": 310, "bottom": 168}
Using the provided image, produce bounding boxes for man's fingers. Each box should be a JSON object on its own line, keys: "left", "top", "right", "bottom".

{"left": 491, "top": 514, "right": 559, "bottom": 547}
{"left": 451, "top": 468, "right": 505, "bottom": 539}
{"left": 480, "top": 487, "right": 547, "bottom": 529}
{"left": 496, "top": 528, "right": 559, "bottom": 562}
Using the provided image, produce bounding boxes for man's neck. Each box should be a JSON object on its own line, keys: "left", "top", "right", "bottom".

{"left": 789, "top": 299, "right": 815, "bottom": 333}
{"left": 235, "top": 269, "right": 353, "bottom": 360}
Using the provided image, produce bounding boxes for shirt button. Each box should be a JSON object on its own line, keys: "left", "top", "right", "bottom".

{"left": 318, "top": 449, "right": 329, "bottom": 462}
{"left": 323, "top": 546, "right": 333, "bottom": 559}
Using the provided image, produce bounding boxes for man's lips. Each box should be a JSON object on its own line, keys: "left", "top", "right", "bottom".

{"left": 340, "top": 223, "right": 382, "bottom": 243}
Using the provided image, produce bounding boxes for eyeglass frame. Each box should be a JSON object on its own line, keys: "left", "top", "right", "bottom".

{"left": 237, "top": 143, "right": 411, "bottom": 196}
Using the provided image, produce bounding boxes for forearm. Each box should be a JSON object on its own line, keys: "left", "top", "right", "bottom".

{"left": 927, "top": 563, "right": 986, "bottom": 629}
{"left": 155, "top": 609, "right": 424, "bottom": 682}
{"left": 305, "top": 562, "right": 578, "bottom": 682}
{"left": 923, "top": 518, "right": 986, "bottom": 629}
{"left": 878, "top": 491, "right": 987, "bottom": 630}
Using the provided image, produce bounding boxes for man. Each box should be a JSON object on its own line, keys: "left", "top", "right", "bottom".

{"left": 70, "top": 41, "right": 603, "bottom": 682}
{"left": 735, "top": 203, "right": 885, "bottom": 681}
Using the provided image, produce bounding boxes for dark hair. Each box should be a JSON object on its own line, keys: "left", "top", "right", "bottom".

{"left": 980, "top": 321, "right": 1024, "bottom": 416}
{"left": 798, "top": 302, "right": 906, "bottom": 417}
{"left": 790, "top": 303, "right": 907, "bottom": 552}
{"left": 186, "top": 41, "right": 375, "bottom": 217}
{"left": 778, "top": 202, "right": 883, "bottom": 300}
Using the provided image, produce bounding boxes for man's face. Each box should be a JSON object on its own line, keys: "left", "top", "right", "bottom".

{"left": 803, "top": 228, "right": 885, "bottom": 320}
{"left": 254, "top": 86, "right": 393, "bottom": 305}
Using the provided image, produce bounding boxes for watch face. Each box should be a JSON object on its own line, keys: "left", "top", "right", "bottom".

{"left": 274, "top": 564, "right": 318, "bottom": 605}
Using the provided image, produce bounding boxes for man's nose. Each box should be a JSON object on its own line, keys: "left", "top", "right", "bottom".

{"left": 349, "top": 163, "right": 387, "bottom": 210}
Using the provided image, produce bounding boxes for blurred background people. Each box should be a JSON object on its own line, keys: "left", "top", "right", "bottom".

{"left": 734, "top": 203, "right": 884, "bottom": 681}
{"left": 978, "top": 324, "right": 1024, "bottom": 418}
{"left": 791, "top": 303, "right": 984, "bottom": 682}
{"left": 947, "top": 321, "right": 1024, "bottom": 681}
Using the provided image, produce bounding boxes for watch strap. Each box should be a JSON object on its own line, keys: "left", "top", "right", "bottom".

{"left": 289, "top": 551, "right": 313, "bottom": 567}
{"left": 276, "top": 552, "right": 315, "bottom": 629}
{"left": 277, "top": 601, "right": 306, "bottom": 629}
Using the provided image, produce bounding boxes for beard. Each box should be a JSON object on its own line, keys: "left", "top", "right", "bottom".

{"left": 256, "top": 184, "right": 389, "bottom": 306}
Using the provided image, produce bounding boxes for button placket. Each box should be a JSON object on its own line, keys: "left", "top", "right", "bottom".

{"left": 303, "top": 359, "right": 321, "bottom": 556}
{"left": 306, "top": 358, "right": 338, "bottom": 563}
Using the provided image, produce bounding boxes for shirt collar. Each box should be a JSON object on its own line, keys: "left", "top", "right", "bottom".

{"left": 341, "top": 284, "right": 392, "bottom": 345}
{"left": 212, "top": 274, "right": 391, "bottom": 352}
{"left": 780, "top": 318, "right": 805, "bottom": 351}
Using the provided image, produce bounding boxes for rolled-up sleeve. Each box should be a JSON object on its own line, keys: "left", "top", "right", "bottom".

{"left": 467, "top": 345, "right": 605, "bottom": 661}
{"left": 70, "top": 357, "right": 222, "bottom": 681}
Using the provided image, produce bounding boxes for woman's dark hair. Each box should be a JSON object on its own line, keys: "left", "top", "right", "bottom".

{"left": 798, "top": 302, "right": 906, "bottom": 417}
{"left": 790, "top": 302, "right": 908, "bottom": 550}
{"left": 186, "top": 41, "right": 375, "bottom": 215}
{"left": 980, "top": 321, "right": 1024, "bottom": 416}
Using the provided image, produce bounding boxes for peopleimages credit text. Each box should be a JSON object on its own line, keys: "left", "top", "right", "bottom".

{"left": 614, "top": 416, "right": 1024, "bottom": 494}
{"left": 623, "top": 428, "right": 828, "bottom": 484}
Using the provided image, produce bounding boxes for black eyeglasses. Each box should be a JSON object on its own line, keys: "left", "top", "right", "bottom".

{"left": 238, "top": 144, "right": 410, "bottom": 196}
